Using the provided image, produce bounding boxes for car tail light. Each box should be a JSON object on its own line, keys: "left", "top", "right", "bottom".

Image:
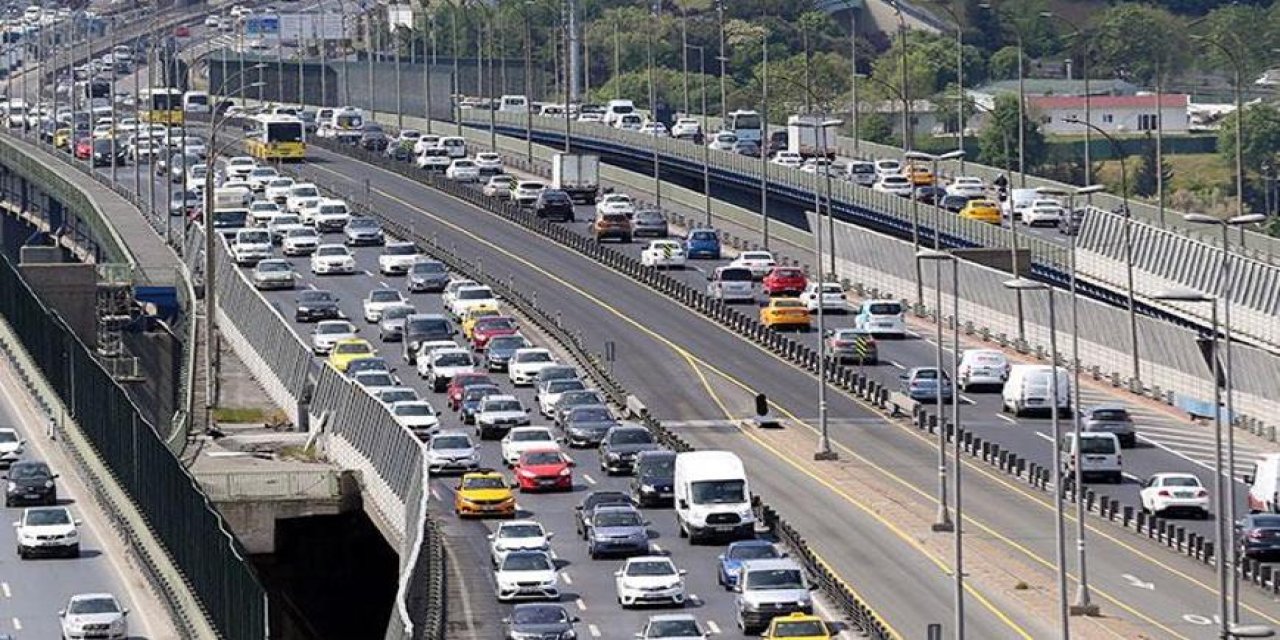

{"left": 1157, "top": 490, "right": 1171, "bottom": 497}
{"left": 1248, "top": 530, "right": 1265, "bottom": 540}
{"left": 1116, "top": 455, "right": 1122, "bottom": 465}
{"left": 1197, "top": 490, "right": 1209, "bottom": 498}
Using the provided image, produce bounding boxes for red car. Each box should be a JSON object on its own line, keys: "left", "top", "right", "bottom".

{"left": 513, "top": 449, "right": 574, "bottom": 492}
{"left": 471, "top": 316, "right": 519, "bottom": 350}
{"left": 446, "top": 373, "right": 494, "bottom": 411}
{"left": 73, "top": 138, "right": 93, "bottom": 160}
{"left": 174, "top": 25, "right": 191, "bottom": 37}
{"left": 762, "top": 267, "right": 808, "bottom": 296}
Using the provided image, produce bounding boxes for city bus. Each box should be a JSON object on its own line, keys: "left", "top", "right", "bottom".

{"left": 723, "top": 109, "right": 763, "bottom": 145}
{"left": 245, "top": 114, "right": 306, "bottom": 161}
{"left": 139, "top": 88, "right": 184, "bottom": 125}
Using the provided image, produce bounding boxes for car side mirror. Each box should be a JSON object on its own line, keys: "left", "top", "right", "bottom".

{"left": 751, "top": 495, "right": 761, "bottom": 508}
{"left": 679, "top": 569, "right": 688, "bottom": 575}
{"left": 58, "top": 610, "right": 66, "bottom": 617}
{"left": 502, "top": 617, "right": 512, "bottom": 624}
{"left": 74, "top": 519, "right": 82, "bottom": 526}
{"left": 486, "top": 533, "right": 494, "bottom": 540}
{"left": 52, "top": 474, "right": 59, "bottom": 479}
{"left": 732, "top": 582, "right": 743, "bottom": 593}
{"left": 614, "top": 570, "right": 624, "bottom": 577}
{"left": 678, "top": 499, "right": 689, "bottom": 509}
{"left": 10, "top": 522, "right": 17, "bottom": 527}
{"left": 634, "top": 634, "right": 645, "bottom": 639}
{"left": 1243, "top": 474, "right": 1254, "bottom": 484}
{"left": 454, "top": 484, "right": 462, "bottom": 491}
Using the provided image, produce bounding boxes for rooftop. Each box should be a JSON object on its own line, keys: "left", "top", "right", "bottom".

{"left": 971, "top": 78, "right": 1140, "bottom": 98}
{"left": 1029, "top": 94, "right": 1190, "bottom": 110}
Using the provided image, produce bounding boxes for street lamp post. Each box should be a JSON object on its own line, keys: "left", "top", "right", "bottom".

{"left": 1043, "top": 12, "right": 1093, "bottom": 185}
{"left": 685, "top": 43, "right": 710, "bottom": 227}
{"left": 1192, "top": 35, "right": 1246, "bottom": 230}
{"left": 905, "top": 149, "right": 964, "bottom": 319}
{"left": 760, "top": 28, "right": 770, "bottom": 248}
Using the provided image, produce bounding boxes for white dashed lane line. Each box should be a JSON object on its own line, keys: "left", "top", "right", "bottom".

{"left": 588, "top": 624, "right": 601, "bottom": 637}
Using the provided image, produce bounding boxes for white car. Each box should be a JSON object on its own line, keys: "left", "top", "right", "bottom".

{"left": 266, "top": 213, "right": 304, "bottom": 243}
{"left": 282, "top": 228, "right": 320, "bottom": 256}
{"left": 1139, "top": 472, "right": 1211, "bottom": 518}
{"left": 286, "top": 183, "right": 322, "bottom": 213}
{"left": 577, "top": 111, "right": 605, "bottom": 124}
{"left": 512, "top": 181, "right": 546, "bottom": 206}
{"left": 956, "top": 349, "right": 1010, "bottom": 391}
{"left": 489, "top": 520, "right": 552, "bottom": 566}
{"left": 500, "top": 426, "right": 560, "bottom": 466}
{"left": 414, "top": 340, "right": 462, "bottom": 367}
{"left": 494, "top": 550, "right": 559, "bottom": 602}
{"left": 441, "top": 279, "right": 481, "bottom": 310}
{"left": 730, "top": 250, "right": 777, "bottom": 279}
{"left": 246, "top": 166, "right": 279, "bottom": 191}
{"left": 448, "top": 285, "right": 498, "bottom": 318}
{"left": 249, "top": 201, "right": 283, "bottom": 227}
{"left": 425, "top": 430, "right": 479, "bottom": 473}
{"left": 14, "top": 506, "right": 80, "bottom": 558}
{"left": 416, "top": 148, "right": 453, "bottom": 171}
{"left": 483, "top": 175, "right": 517, "bottom": 198}
{"left": 223, "top": 156, "right": 257, "bottom": 178}
{"left": 421, "top": 347, "right": 476, "bottom": 391}
{"left": 309, "top": 244, "right": 356, "bottom": 275}
{"left": 476, "top": 394, "right": 532, "bottom": 438}
{"left": 311, "top": 320, "right": 357, "bottom": 355}
{"left": 312, "top": 199, "right": 352, "bottom": 231}
{"left": 264, "top": 177, "right": 296, "bottom": 203}
{"left": 671, "top": 117, "right": 701, "bottom": 138}
{"left": 363, "top": 289, "right": 408, "bottom": 323}
{"left": 770, "top": 151, "right": 803, "bottom": 168}
{"left": 59, "top": 593, "right": 128, "bottom": 640}
{"left": 615, "top": 556, "right": 687, "bottom": 608}
{"left": 946, "top": 176, "right": 987, "bottom": 198}
{"left": 204, "top": 14, "right": 221, "bottom": 27}
{"left": 446, "top": 159, "right": 481, "bottom": 182}
{"left": 1023, "top": 199, "right": 1065, "bottom": 226}
{"left": 390, "top": 400, "right": 440, "bottom": 434}
{"left": 639, "top": 121, "right": 669, "bottom": 136}
{"left": 874, "top": 158, "right": 903, "bottom": 177}
{"left": 536, "top": 378, "right": 588, "bottom": 417}
{"left": 596, "top": 193, "right": 636, "bottom": 217}
{"left": 508, "top": 348, "right": 557, "bottom": 386}
{"left": 474, "top": 152, "right": 503, "bottom": 174}
{"left": 353, "top": 370, "right": 401, "bottom": 397}
{"left": 798, "top": 281, "right": 846, "bottom": 312}
{"left": 873, "top": 175, "right": 914, "bottom": 197}
{"left": 413, "top": 135, "right": 441, "bottom": 155}
{"left": 707, "top": 131, "right": 738, "bottom": 151}
{"left": 231, "top": 229, "right": 272, "bottom": 265}
{"left": 640, "top": 239, "right": 686, "bottom": 269}
{"left": 378, "top": 242, "right": 421, "bottom": 275}
{"left": 0, "top": 428, "right": 23, "bottom": 467}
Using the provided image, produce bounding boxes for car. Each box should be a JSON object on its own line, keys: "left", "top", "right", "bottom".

{"left": 0, "top": 428, "right": 23, "bottom": 468}
{"left": 265, "top": 212, "right": 302, "bottom": 242}
{"left": 615, "top": 556, "right": 687, "bottom": 608}
{"left": 533, "top": 189, "right": 575, "bottom": 221}
{"left": 447, "top": 373, "right": 496, "bottom": 411}
{"left": 593, "top": 211, "right": 634, "bottom": 243}
{"left": 378, "top": 304, "right": 417, "bottom": 341}
{"left": 956, "top": 349, "right": 1009, "bottom": 391}
{"left": 361, "top": 289, "right": 407, "bottom": 323}
{"left": 536, "top": 378, "right": 588, "bottom": 417}
{"left": 460, "top": 305, "right": 502, "bottom": 340}
{"left": 1139, "top": 472, "right": 1210, "bottom": 519}
{"left": 800, "top": 158, "right": 837, "bottom": 176}
{"left": 512, "top": 180, "right": 546, "bottom": 206}
{"left": 169, "top": 190, "right": 200, "bottom": 218}
{"left": 900, "top": 366, "right": 953, "bottom": 402}
{"left": 59, "top": 593, "right": 128, "bottom": 640}
{"left": 940, "top": 194, "right": 975, "bottom": 213}
{"left": 459, "top": 384, "right": 504, "bottom": 424}
{"left": 825, "top": 328, "right": 877, "bottom": 365}
{"left": 639, "top": 121, "right": 669, "bottom": 136}
{"left": 734, "top": 559, "right": 814, "bottom": 633}
{"left": 638, "top": 613, "right": 710, "bottom": 639}
{"left": 873, "top": 174, "right": 914, "bottom": 196}
{"left": 475, "top": 394, "right": 532, "bottom": 439}
{"left": 763, "top": 612, "right": 831, "bottom": 640}
{"left": 1059, "top": 206, "right": 1086, "bottom": 236}
{"left": 327, "top": 339, "right": 376, "bottom": 373}
{"left": 251, "top": 258, "right": 295, "bottom": 290}
{"left": 503, "top": 603, "right": 579, "bottom": 640}
{"left": 760, "top": 298, "right": 811, "bottom": 331}
{"left": 417, "top": 147, "right": 453, "bottom": 171}
{"left": 454, "top": 469, "right": 516, "bottom": 518}
{"left": 684, "top": 228, "right": 721, "bottom": 260}
{"left": 1081, "top": 405, "right": 1137, "bottom": 448}
{"left": 762, "top": 267, "right": 807, "bottom": 297}
{"left": 717, "top": 539, "right": 784, "bottom": 590}
{"left": 231, "top": 228, "right": 273, "bottom": 265}
{"left": 223, "top": 156, "right": 257, "bottom": 178}
{"left": 509, "top": 348, "right": 557, "bottom": 385}
{"left": 360, "top": 125, "right": 390, "bottom": 151}
{"left": 489, "top": 520, "right": 553, "bottom": 566}
{"left": 403, "top": 314, "right": 457, "bottom": 364}
{"left": 264, "top": 177, "right": 296, "bottom": 203}
{"left": 706, "top": 131, "right": 738, "bottom": 151}
{"left": 946, "top": 176, "right": 987, "bottom": 198}
{"left": 442, "top": 279, "right": 481, "bottom": 310}
{"left": 353, "top": 370, "right": 400, "bottom": 396}
{"left": 873, "top": 158, "right": 903, "bottom": 177}
{"left": 1236, "top": 514, "right": 1280, "bottom": 560}
{"left": 483, "top": 334, "right": 530, "bottom": 372}
{"left": 552, "top": 390, "right": 609, "bottom": 427}
{"left": 310, "top": 244, "right": 356, "bottom": 275}
{"left": 585, "top": 504, "right": 650, "bottom": 558}
{"left": 951, "top": 196, "right": 1000, "bottom": 222}
{"left": 513, "top": 449, "right": 575, "bottom": 492}
{"left": 302, "top": 198, "right": 344, "bottom": 230}
{"left": 599, "top": 425, "right": 660, "bottom": 475}
{"left": 406, "top": 259, "right": 450, "bottom": 293}
{"left": 4, "top": 460, "right": 56, "bottom": 506}
{"left": 473, "top": 152, "right": 504, "bottom": 174}
{"left": 1023, "top": 199, "right": 1065, "bottom": 226}
{"left": 471, "top": 316, "right": 519, "bottom": 350}
{"left": 854, "top": 299, "right": 907, "bottom": 336}
{"left": 630, "top": 449, "right": 677, "bottom": 507}
{"left": 295, "top": 290, "right": 341, "bottom": 323}
{"left": 446, "top": 158, "right": 481, "bottom": 182}
{"left": 376, "top": 242, "right": 420, "bottom": 276}
{"left": 343, "top": 216, "right": 384, "bottom": 245}
{"left": 421, "top": 347, "right": 476, "bottom": 392}
{"left": 14, "top": 506, "right": 79, "bottom": 558}
{"left": 632, "top": 208, "right": 669, "bottom": 237}
{"left": 798, "top": 281, "right": 845, "bottom": 312}
{"left": 204, "top": 14, "right": 221, "bottom": 27}
{"left": 345, "top": 356, "right": 394, "bottom": 379}
{"left": 425, "top": 431, "right": 479, "bottom": 472}
{"left": 573, "top": 491, "right": 633, "bottom": 537}
{"left": 482, "top": 174, "right": 517, "bottom": 198}
{"left": 494, "top": 550, "right": 559, "bottom": 602}
{"left": 845, "top": 160, "right": 878, "bottom": 186}
{"left": 733, "top": 140, "right": 762, "bottom": 157}
{"left": 562, "top": 404, "right": 620, "bottom": 448}
{"left": 534, "top": 365, "right": 581, "bottom": 388}
{"left": 448, "top": 285, "right": 499, "bottom": 318}
{"left": 309, "top": 320, "right": 357, "bottom": 356}
{"left": 671, "top": 118, "right": 702, "bottom": 138}
{"left": 770, "top": 151, "right": 803, "bottom": 168}
{"left": 906, "top": 164, "right": 935, "bottom": 186}
{"left": 376, "top": 388, "right": 421, "bottom": 406}
{"left": 596, "top": 193, "right": 637, "bottom": 217}
{"left": 501, "top": 426, "right": 560, "bottom": 466}
{"left": 730, "top": 251, "right": 777, "bottom": 279}
{"left": 640, "top": 239, "right": 687, "bottom": 269}
{"left": 246, "top": 166, "right": 279, "bottom": 190}
{"left": 707, "top": 265, "right": 755, "bottom": 302}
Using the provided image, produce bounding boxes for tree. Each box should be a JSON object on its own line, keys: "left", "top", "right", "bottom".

{"left": 867, "top": 30, "right": 988, "bottom": 103}
{"left": 987, "top": 46, "right": 1021, "bottom": 81}
{"left": 1089, "top": 4, "right": 1189, "bottom": 86}
{"left": 746, "top": 51, "right": 852, "bottom": 121}
{"left": 1195, "top": 5, "right": 1279, "bottom": 80}
{"left": 997, "top": 0, "right": 1059, "bottom": 59}
{"left": 858, "top": 112, "right": 894, "bottom": 146}
{"left": 1134, "top": 133, "right": 1173, "bottom": 198}
{"left": 960, "top": 0, "right": 1004, "bottom": 53}
{"left": 1219, "top": 103, "right": 1280, "bottom": 178}
{"left": 978, "top": 93, "right": 1045, "bottom": 170}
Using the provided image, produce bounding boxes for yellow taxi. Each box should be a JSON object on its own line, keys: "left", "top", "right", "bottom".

{"left": 460, "top": 304, "right": 502, "bottom": 340}
{"left": 906, "top": 164, "right": 935, "bottom": 186}
{"left": 958, "top": 199, "right": 1001, "bottom": 224}
{"left": 327, "top": 338, "right": 376, "bottom": 372}
{"left": 760, "top": 298, "right": 811, "bottom": 331}
{"left": 53, "top": 128, "right": 72, "bottom": 149}
{"left": 763, "top": 613, "right": 831, "bottom": 639}
{"left": 453, "top": 469, "right": 516, "bottom": 518}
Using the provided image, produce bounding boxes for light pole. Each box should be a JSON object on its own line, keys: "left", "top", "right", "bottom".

{"left": 929, "top": 1, "right": 967, "bottom": 171}
{"left": 760, "top": 27, "right": 770, "bottom": 248}
{"left": 1043, "top": 11, "right": 1093, "bottom": 185}
{"left": 1185, "top": 212, "right": 1267, "bottom": 625}
{"left": 1003, "top": 276, "right": 1069, "bottom": 640}
{"left": 1038, "top": 183, "right": 1106, "bottom": 618}
{"left": 716, "top": 0, "right": 726, "bottom": 116}
{"left": 846, "top": 1, "right": 858, "bottom": 156}
{"left": 686, "top": 43, "right": 710, "bottom": 227}
{"left": 918, "top": 247, "right": 963, "bottom": 639}
{"left": 1192, "top": 35, "right": 1246, "bottom": 230}
{"left": 646, "top": 18, "right": 660, "bottom": 210}
{"left": 888, "top": 0, "right": 910, "bottom": 149}
{"left": 906, "top": 149, "right": 965, "bottom": 314}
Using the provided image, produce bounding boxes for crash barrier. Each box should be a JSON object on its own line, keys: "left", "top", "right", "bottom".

{"left": 0, "top": 249, "right": 266, "bottom": 638}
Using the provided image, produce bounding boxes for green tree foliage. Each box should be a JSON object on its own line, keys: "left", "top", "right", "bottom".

{"left": 1219, "top": 103, "right": 1280, "bottom": 178}
{"left": 987, "top": 46, "right": 1021, "bottom": 81}
{"left": 960, "top": 0, "right": 1004, "bottom": 53}
{"left": 590, "top": 68, "right": 712, "bottom": 112}
{"left": 979, "top": 93, "right": 1045, "bottom": 170}
{"left": 1193, "top": 5, "right": 1279, "bottom": 80}
{"left": 737, "top": 51, "right": 852, "bottom": 120}
{"left": 1088, "top": 4, "right": 1189, "bottom": 86}
{"left": 858, "top": 112, "right": 894, "bottom": 146}
{"left": 1134, "top": 133, "right": 1173, "bottom": 198}
{"left": 997, "top": 0, "right": 1059, "bottom": 58}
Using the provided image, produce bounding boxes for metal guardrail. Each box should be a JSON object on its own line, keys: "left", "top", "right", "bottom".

{"left": 196, "top": 469, "right": 343, "bottom": 500}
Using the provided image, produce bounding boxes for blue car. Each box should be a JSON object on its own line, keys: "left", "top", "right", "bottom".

{"left": 900, "top": 367, "right": 954, "bottom": 402}
{"left": 684, "top": 228, "right": 721, "bottom": 260}
{"left": 717, "top": 539, "right": 783, "bottom": 589}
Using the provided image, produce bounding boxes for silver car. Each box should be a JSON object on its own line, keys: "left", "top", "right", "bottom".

{"left": 1081, "top": 405, "right": 1137, "bottom": 448}
{"left": 425, "top": 431, "right": 479, "bottom": 473}
{"left": 632, "top": 208, "right": 668, "bottom": 237}
{"left": 251, "top": 259, "right": 295, "bottom": 290}
{"left": 734, "top": 559, "right": 814, "bottom": 633}
{"left": 378, "top": 304, "right": 417, "bottom": 342}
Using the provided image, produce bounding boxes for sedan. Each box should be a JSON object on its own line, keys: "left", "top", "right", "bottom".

{"left": 1236, "top": 514, "right": 1280, "bottom": 560}
{"left": 0, "top": 428, "right": 23, "bottom": 468}
{"left": 638, "top": 614, "right": 709, "bottom": 640}
{"left": 596, "top": 193, "right": 636, "bottom": 217}
{"left": 585, "top": 505, "right": 649, "bottom": 559}
{"left": 1139, "top": 472, "right": 1210, "bottom": 519}
{"left": 363, "top": 289, "right": 408, "bottom": 323}
{"left": 377, "top": 304, "right": 417, "bottom": 342}
{"left": 343, "top": 216, "right": 385, "bottom": 246}
{"left": 248, "top": 259, "right": 292, "bottom": 291}
{"left": 762, "top": 267, "right": 807, "bottom": 297}
{"left": 501, "top": 427, "right": 560, "bottom": 466}
{"left": 825, "top": 328, "right": 877, "bottom": 365}
{"left": 494, "top": 550, "right": 559, "bottom": 602}
{"left": 294, "top": 290, "right": 341, "bottom": 323}
{"left": 798, "top": 281, "right": 845, "bottom": 312}
{"left": 598, "top": 425, "right": 659, "bottom": 475}
{"left": 310, "top": 244, "right": 356, "bottom": 275}
{"left": 514, "top": 449, "right": 575, "bottom": 492}
{"left": 406, "top": 260, "right": 451, "bottom": 293}
{"left": 552, "top": 390, "right": 608, "bottom": 427}
{"left": 536, "top": 378, "right": 588, "bottom": 417}
{"left": 489, "top": 520, "right": 553, "bottom": 566}
{"left": 616, "top": 556, "right": 687, "bottom": 608}
{"left": 282, "top": 228, "right": 320, "bottom": 256}
{"left": 459, "top": 385, "right": 503, "bottom": 425}
{"left": 564, "top": 405, "right": 621, "bottom": 448}
{"left": 503, "top": 604, "right": 578, "bottom": 640}
{"left": 900, "top": 367, "right": 953, "bottom": 402}
{"left": 390, "top": 400, "right": 439, "bottom": 435}
{"left": 484, "top": 334, "right": 531, "bottom": 372}
{"left": 59, "top": 593, "right": 128, "bottom": 640}
{"left": 730, "top": 251, "right": 777, "bottom": 279}
{"left": 873, "top": 175, "right": 914, "bottom": 197}
{"left": 378, "top": 242, "right": 421, "bottom": 275}
{"left": 717, "top": 539, "right": 783, "bottom": 589}
{"left": 640, "top": 240, "right": 686, "bottom": 269}
{"left": 509, "top": 348, "right": 557, "bottom": 386}
{"left": 573, "top": 491, "right": 633, "bottom": 538}
{"left": 482, "top": 175, "right": 517, "bottom": 198}
{"left": 632, "top": 208, "right": 668, "bottom": 237}
{"left": 446, "top": 158, "right": 481, "bottom": 182}
{"left": 475, "top": 395, "right": 531, "bottom": 439}
{"left": 474, "top": 152, "right": 504, "bottom": 175}
{"left": 471, "top": 316, "right": 519, "bottom": 350}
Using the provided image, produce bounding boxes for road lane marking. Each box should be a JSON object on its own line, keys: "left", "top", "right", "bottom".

{"left": 588, "top": 624, "right": 601, "bottom": 637}
{"left": 1, "top": 583, "right": 9, "bottom": 598}
{"left": 996, "top": 414, "right": 1017, "bottom": 425}
{"left": 1122, "top": 574, "right": 1154, "bottom": 590}
{"left": 575, "top": 597, "right": 587, "bottom": 611}
{"left": 561, "top": 572, "right": 572, "bottom": 585}
{"left": 887, "top": 360, "right": 906, "bottom": 370}
{"left": 581, "top": 473, "right": 596, "bottom": 485}
{"left": 706, "top": 621, "right": 721, "bottom": 634}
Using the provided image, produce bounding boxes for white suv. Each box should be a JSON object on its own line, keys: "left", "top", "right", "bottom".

{"left": 15, "top": 506, "right": 80, "bottom": 559}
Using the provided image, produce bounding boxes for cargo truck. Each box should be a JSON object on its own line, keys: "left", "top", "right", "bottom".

{"left": 551, "top": 153, "right": 600, "bottom": 204}
{"left": 786, "top": 114, "right": 838, "bottom": 159}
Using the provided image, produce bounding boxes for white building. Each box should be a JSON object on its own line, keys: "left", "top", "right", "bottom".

{"left": 1029, "top": 94, "right": 1190, "bottom": 135}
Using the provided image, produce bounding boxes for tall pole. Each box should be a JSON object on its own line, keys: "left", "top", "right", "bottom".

{"left": 760, "top": 30, "right": 769, "bottom": 248}
{"left": 367, "top": 12, "right": 376, "bottom": 120}
{"left": 451, "top": 7, "right": 460, "bottom": 134}
{"left": 680, "top": 8, "right": 688, "bottom": 114}
{"left": 565, "top": 0, "right": 579, "bottom": 102}
{"left": 813, "top": 120, "right": 836, "bottom": 463}
{"left": 395, "top": 25, "right": 403, "bottom": 129}
{"left": 1047, "top": 288, "right": 1068, "bottom": 640}
{"left": 1016, "top": 33, "right": 1025, "bottom": 186}
{"left": 849, "top": 6, "right": 858, "bottom": 155}
{"left": 483, "top": 14, "right": 496, "bottom": 151}
{"left": 698, "top": 46, "right": 709, "bottom": 226}
{"left": 1155, "top": 57, "right": 1164, "bottom": 226}
{"left": 523, "top": 4, "right": 532, "bottom": 161}
{"left": 716, "top": 0, "right": 726, "bottom": 116}
{"left": 421, "top": 3, "right": 431, "bottom": 130}
{"left": 561, "top": 11, "right": 571, "bottom": 153}
{"left": 1065, "top": 189, "right": 1098, "bottom": 617}
{"left": 647, "top": 23, "right": 660, "bottom": 210}
{"left": 1220, "top": 221, "right": 1240, "bottom": 625}
{"left": 110, "top": 19, "right": 118, "bottom": 186}
{"left": 928, "top": 236, "right": 951, "bottom": 535}
{"left": 949, "top": 257, "right": 964, "bottom": 639}
{"left": 896, "top": 6, "right": 909, "bottom": 149}
{"left": 612, "top": 19, "right": 620, "bottom": 101}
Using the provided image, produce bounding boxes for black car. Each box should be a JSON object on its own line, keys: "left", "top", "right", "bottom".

{"left": 533, "top": 189, "right": 575, "bottom": 222}
{"left": 573, "top": 490, "right": 633, "bottom": 538}
{"left": 732, "top": 140, "right": 761, "bottom": 157}
{"left": 459, "top": 385, "right": 502, "bottom": 424}
{"left": 1236, "top": 514, "right": 1280, "bottom": 560}
{"left": 630, "top": 450, "right": 676, "bottom": 506}
{"left": 598, "top": 425, "right": 660, "bottom": 475}
{"left": 402, "top": 314, "right": 456, "bottom": 364}
{"left": 359, "top": 125, "right": 389, "bottom": 151}
{"left": 5, "top": 460, "right": 57, "bottom": 507}
{"left": 295, "top": 290, "right": 341, "bottom": 322}
{"left": 484, "top": 334, "right": 530, "bottom": 372}
{"left": 91, "top": 139, "right": 127, "bottom": 166}
{"left": 563, "top": 404, "right": 620, "bottom": 448}
{"left": 346, "top": 357, "right": 393, "bottom": 378}
{"left": 914, "top": 185, "right": 948, "bottom": 205}
{"left": 939, "top": 194, "right": 973, "bottom": 213}
{"left": 504, "top": 603, "right": 579, "bottom": 640}
{"left": 406, "top": 260, "right": 450, "bottom": 293}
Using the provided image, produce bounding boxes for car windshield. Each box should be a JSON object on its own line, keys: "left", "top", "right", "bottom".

{"left": 476, "top": 318, "right": 516, "bottom": 331}
{"left": 385, "top": 244, "right": 416, "bottom": 256}
{"left": 500, "top": 524, "right": 543, "bottom": 538}
{"left": 594, "top": 510, "right": 642, "bottom": 527}
{"left": 257, "top": 261, "right": 289, "bottom": 273}
{"left": 349, "top": 218, "right": 376, "bottom": 229}
{"left": 523, "top": 451, "right": 562, "bottom": 465}
{"left": 747, "top": 568, "right": 805, "bottom": 590}
{"left": 648, "top": 620, "right": 702, "bottom": 637}
{"left": 26, "top": 508, "right": 71, "bottom": 526}
{"left": 10, "top": 463, "right": 48, "bottom": 480}
{"left": 358, "top": 373, "right": 395, "bottom": 387}
{"left": 317, "top": 323, "right": 352, "bottom": 335}
{"left": 370, "top": 290, "right": 401, "bottom": 302}
{"left": 513, "top": 605, "right": 568, "bottom": 625}
{"left": 0, "top": 431, "right": 16, "bottom": 443}
{"left": 519, "top": 352, "right": 552, "bottom": 363}
{"left": 463, "top": 476, "right": 505, "bottom": 490}
{"left": 627, "top": 560, "right": 676, "bottom": 577}
{"left": 730, "top": 543, "right": 781, "bottom": 560}
{"left": 690, "top": 231, "right": 716, "bottom": 242}
{"left": 288, "top": 229, "right": 318, "bottom": 239}
{"left": 334, "top": 342, "right": 371, "bottom": 355}
{"left": 411, "top": 262, "right": 446, "bottom": 274}
{"left": 639, "top": 456, "right": 675, "bottom": 477}
{"left": 68, "top": 597, "right": 120, "bottom": 615}
{"left": 458, "top": 288, "right": 493, "bottom": 300}
{"left": 317, "top": 247, "right": 348, "bottom": 257}
{"left": 571, "top": 407, "right": 614, "bottom": 423}
{"left": 486, "top": 399, "right": 522, "bottom": 412}
{"left": 832, "top": 330, "right": 865, "bottom": 341}
{"left": 1251, "top": 516, "right": 1280, "bottom": 528}
{"left": 561, "top": 391, "right": 603, "bottom": 406}
{"left": 489, "top": 337, "right": 527, "bottom": 350}
{"left": 1077, "top": 438, "right": 1115, "bottom": 454}
{"left": 383, "top": 306, "right": 414, "bottom": 320}
{"left": 1090, "top": 409, "right": 1131, "bottom": 422}
{"left": 431, "top": 435, "right": 470, "bottom": 449}
{"left": 1162, "top": 476, "right": 1199, "bottom": 488}
{"left": 465, "top": 388, "right": 500, "bottom": 403}
{"left": 511, "top": 430, "right": 552, "bottom": 442}
{"left": 503, "top": 553, "right": 552, "bottom": 571}
{"left": 867, "top": 303, "right": 902, "bottom": 315}
{"left": 913, "top": 369, "right": 939, "bottom": 380}
{"left": 434, "top": 353, "right": 472, "bottom": 367}
{"left": 774, "top": 621, "right": 827, "bottom": 635}
{"left": 691, "top": 479, "right": 746, "bottom": 504}
{"left": 548, "top": 380, "right": 586, "bottom": 393}
{"left": 610, "top": 429, "right": 652, "bottom": 445}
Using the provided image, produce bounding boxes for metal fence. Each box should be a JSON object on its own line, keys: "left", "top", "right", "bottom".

{"left": 196, "top": 469, "right": 343, "bottom": 501}
{"left": 0, "top": 251, "right": 267, "bottom": 640}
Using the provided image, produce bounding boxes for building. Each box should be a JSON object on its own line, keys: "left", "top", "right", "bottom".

{"left": 1028, "top": 94, "right": 1191, "bottom": 135}
{"left": 967, "top": 78, "right": 1139, "bottom": 111}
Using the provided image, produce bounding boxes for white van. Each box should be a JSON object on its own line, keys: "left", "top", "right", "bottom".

{"left": 854, "top": 299, "right": 906, "bottom": 337}
{"left": 183, "top": 90, "right": 210, "bottom": 113}
{"left": 603, "top": 99, "right": 636, "bottom": 127}
{"left": 1002, "top": 365, "right": 1070, "bottom": 416}
{"left": 1246, "top": 454, "right": 1280, "bottom": 513}
{"left": 1004, "top": 187, "right": 1039, "bottom": 220}
{"left": 614, "top": 113, "right": 644, "bottom": 131}
{"left": 1063, "top": 432, "right": 1122, "bottom": 484}
{"left": 673, "top": 450, "right": 755, "bottom": 542}
{"left": 497, "top": 94, "right": 529, "bottom": 113}
{"left": 213, "top": 186, "right": 252, "bottom": 210}
{"left": 439, "top": 136, "right": 467, "bottom": 159}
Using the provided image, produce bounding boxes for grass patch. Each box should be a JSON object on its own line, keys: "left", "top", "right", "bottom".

{"left": 279, "top": 445, "right": 322, "bottom": 462}
{"left": 1092, "top": 153, "right": 1232, "bottom": 196}
{"left": 211, "top": 407, "right": 268, "bottom": 423}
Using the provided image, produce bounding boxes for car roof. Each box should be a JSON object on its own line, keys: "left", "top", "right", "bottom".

{"left": 739, "top": 558, "right": 802, "bottom": 572}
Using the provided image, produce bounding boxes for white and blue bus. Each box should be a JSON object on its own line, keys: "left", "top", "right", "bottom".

{"left": 723, "top": 109, "right": 763, "bottom": 145}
